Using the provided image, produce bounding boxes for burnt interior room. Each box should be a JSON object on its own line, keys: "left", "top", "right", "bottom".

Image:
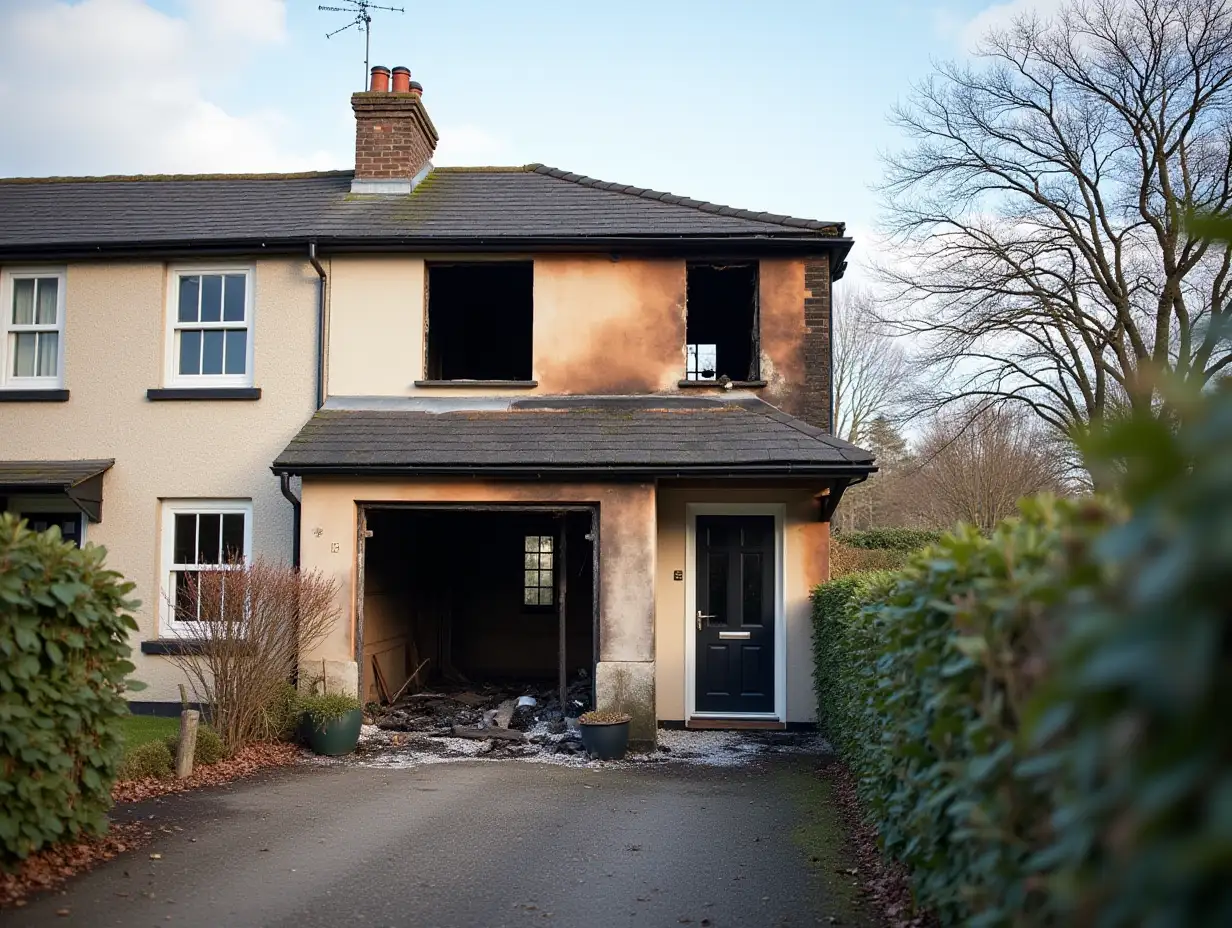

{"left": 360, "top": 508, "right": 595, "bottom": 705}
{"left": 424, "top": 262, "right": 534, "bottom": 381}
{"left": 685, "top": 262, "right": 759, "bottom": 382}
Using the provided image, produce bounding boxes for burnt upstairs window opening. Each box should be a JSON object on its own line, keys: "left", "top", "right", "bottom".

{"left": 425, "top": 262, "right": 534, "bottom": 381}
{"left": 685, "top": 263, "right": 759, "bottom": 382}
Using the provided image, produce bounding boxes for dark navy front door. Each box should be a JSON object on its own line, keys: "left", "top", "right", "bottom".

{"left": 694, "top": 515, "right": 775, "bottom": 714}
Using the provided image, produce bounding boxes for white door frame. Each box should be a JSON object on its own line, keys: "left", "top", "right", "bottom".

{"left": 684, "top": 502, "right": 786, "bottom": 722}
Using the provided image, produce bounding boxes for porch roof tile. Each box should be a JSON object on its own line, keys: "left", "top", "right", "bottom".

{"left": 272, "top": 396, "right": 874, "bottom": 477}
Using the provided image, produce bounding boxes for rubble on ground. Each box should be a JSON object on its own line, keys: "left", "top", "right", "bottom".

{"left": 364, "top": 672, "right": 595, "bottom": 759}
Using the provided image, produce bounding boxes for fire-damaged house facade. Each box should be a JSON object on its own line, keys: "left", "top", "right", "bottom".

{"left": 0, "top": 65, "right": 872, "bottom": 743}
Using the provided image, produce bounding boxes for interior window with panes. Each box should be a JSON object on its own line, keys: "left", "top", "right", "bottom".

{"left": 523, "top": 534, "right": 554, "bottom": 607}
{"left": 3, "top": 271, "right": 65, "bottom": 388}
{"left": 164, "top": 504, "right": 250, "bottom": 625}
{"left": 171, "top": 270, "right": 252, "bottom": 385}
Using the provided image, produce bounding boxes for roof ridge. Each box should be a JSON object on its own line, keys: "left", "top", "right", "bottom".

{"left": 0, "top": 170, "right": 353, "bottom": 185}
{"left": 524, "top": 163, "right": 844, "bottom": 235}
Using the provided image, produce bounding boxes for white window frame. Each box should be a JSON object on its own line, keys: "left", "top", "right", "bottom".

{"left": 158, "top": 499, "right": 253, "bottom": 638}
{"left": 0, "top": 267, "right": 67, "bottom": 389}
{"left": 164, "top": 265, "right": 255, "bottom": 388}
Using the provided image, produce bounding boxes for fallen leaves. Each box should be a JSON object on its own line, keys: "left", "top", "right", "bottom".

{"left": 111, "top": 742, "right": 299, "bottom": 804}
{"left": 820, "top": 761, "right": 936, "bottom": 928}
{"left": 0, "top": 822, "right": 153, "bottom": 909}
{"left": 1, "top": 742, "right": 301, "bottom": 910}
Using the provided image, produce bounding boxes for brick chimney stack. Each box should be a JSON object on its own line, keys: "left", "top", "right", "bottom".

{"left": 351, "top": 64, "right": 438, "bottom": 194}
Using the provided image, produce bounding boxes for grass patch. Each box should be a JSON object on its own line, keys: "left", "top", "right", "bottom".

{"left": 119, "top": 715, "right": 178, "bottom": 751}
{"left": 780, "top": 763, "right": 879, "bottom": 927}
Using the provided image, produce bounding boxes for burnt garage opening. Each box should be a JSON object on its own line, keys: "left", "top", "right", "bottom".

{"left": 357, "top": 506, "right": 597, "bottom": 717}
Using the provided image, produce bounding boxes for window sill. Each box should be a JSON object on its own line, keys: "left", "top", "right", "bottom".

{"left": 0, "top": 388, "right": 69, "bottom": 402}
{"left": 414, "top": 380, "right": 538, "bottom": 389}
{"left": 146, "top": 387, "right": 261, "bottom": 401}
{"left": 140, "top": 639, "right": 206, "bottom": 656}
{"left": 677, "top": 380, "right": 767, "bottom": 389}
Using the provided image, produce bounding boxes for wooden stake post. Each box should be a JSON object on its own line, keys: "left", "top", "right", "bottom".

{"left": 175, "top": 684, "right": 198, "bottom": 779}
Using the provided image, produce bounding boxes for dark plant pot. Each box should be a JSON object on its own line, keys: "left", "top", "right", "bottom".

{"left": 580, "top": 720, "right": 630, "bottom": 760}
{"left": 305, "top": 708, "right": 362, "bottom": 756}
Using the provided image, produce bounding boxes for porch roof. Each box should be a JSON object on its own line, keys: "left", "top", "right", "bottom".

{"left": 272, "top": 396, "right": 875, "bottom": 479}
{"left": 0, "top": 459, "right": 114, "bottom": 522}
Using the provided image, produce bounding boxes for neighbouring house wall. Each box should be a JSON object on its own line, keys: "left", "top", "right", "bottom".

{"left": 0, "top": 258, "right": 318, "bottom": 702}
{"left": 653, "top": 485, "right": 830, "bottom": 724}
{"left": 298, "top": 478, "right": 658, "bottom": 743}
{"left": 322, "top": 254, "right": 825, "bottom": 407}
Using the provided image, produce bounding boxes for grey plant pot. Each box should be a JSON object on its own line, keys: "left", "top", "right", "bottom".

{"left": 579, "top": 720, "right": 630, "bottom": 760}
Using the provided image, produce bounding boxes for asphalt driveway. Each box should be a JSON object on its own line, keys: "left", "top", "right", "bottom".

{"left": 3, "top": 753, "right": 872, "bottom": 928}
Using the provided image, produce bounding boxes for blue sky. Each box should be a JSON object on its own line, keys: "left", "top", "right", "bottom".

{"left": 0, "top": 0, "right": 1056, "bottom": 277}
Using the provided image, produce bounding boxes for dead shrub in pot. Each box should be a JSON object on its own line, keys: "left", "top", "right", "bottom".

{"left": 164, "top": 557, "right": 339, "bottom": 752}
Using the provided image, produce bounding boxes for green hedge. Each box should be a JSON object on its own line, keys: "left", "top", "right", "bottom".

{"left": 0, "top": 515, "right": 138, "bottom": 861}
{"left": 832, "top": 528, "right": 943, "bottom": 551}
{"left": 1023, "top": 387, "right": 1232, "bottom": 926}
{"left": 813, "top": 385, "right": 1232, "bottom": 925}
{"left": 815, "top": 499, "right": 1108, "bottom": 924}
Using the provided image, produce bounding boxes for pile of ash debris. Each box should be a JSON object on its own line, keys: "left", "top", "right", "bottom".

{"left": 364, "top": 672, "right": 595, "bottom": 758}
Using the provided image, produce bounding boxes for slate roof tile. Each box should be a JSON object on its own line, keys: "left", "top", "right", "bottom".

{"left": 0, "top": 165, "right": 845, "bottom": 250}
{"left": 273, "top": 397, "right": 874, "bottom": 474}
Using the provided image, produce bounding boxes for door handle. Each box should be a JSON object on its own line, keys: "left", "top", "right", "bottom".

{"left": 696, "top": 610, "right": 715, "bottom": 630}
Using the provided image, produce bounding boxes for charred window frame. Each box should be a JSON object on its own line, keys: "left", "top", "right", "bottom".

{"left": 684, "top": 263, "right": 760, "bottom": 382}
{"left": 523, "top": 533, "right": 555, "bottom": 608}
{"left": 423, "top": 262, "right": 534, "bottom": 382}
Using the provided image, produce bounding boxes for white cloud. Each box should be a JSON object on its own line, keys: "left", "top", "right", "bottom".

{"left": 0, "top": 0, "right": 330, "bottom": 176}
{"left": 960, "top": 0, "right": 1067, "bottom": 51}
{"left": 185, "top": 0, "right": 287, "bottom": 44}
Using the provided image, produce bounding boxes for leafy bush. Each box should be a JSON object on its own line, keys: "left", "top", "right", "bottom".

{"left": 298, "top": 692, "right": 361, "bottom": 729}
{"left": 813, "top": 498, "right": 1115, "bottom": 924}
{"left": 118, "top": 740, "right": 173, "bottom": 780}
{"left": 815, "top": 383, "right": 1232, "bottom": 925}
{"left": 1023, "top": 384, "right": 1232, "bottom": 926}
{"left": 163, "top": 725, "right": 226, "bottom": 766}
{"left": 810, "top": 569, "right": 895, "bottom": 754}
{"left": 0, "top": 515, "right": 138, "bottom": 861}
{"left": 834, "top": 528, "right": 943, "bottom": 551}
{"left": 260, "top": 682, "right": 301, "bottom": 742}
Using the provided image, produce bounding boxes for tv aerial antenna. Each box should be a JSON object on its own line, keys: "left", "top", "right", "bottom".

{"left": 319, "top": 0, "right": 406, "bottom": 88}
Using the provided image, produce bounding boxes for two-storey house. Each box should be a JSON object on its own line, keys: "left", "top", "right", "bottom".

{"left": 1, "top": 66, "right": 873, "bottom": 744}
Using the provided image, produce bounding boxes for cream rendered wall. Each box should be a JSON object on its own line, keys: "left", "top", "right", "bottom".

{"left": 654, "top": 486, "right": 829, "bottom": 724}
{"left": 325, "top": 256, "right": 425, "bottom": 397}
{"left": 322, "top": 255, "right": 718, "bottom": 398}
{"left": 0, "top": 258, "right": 318, "bottom": 701}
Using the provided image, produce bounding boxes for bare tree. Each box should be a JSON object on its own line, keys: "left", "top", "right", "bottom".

{"left": 166, "top": 558, "right": 339, "bottom": 751}
{"left": 877, "top": 0, "right": 1232, "bottom": 463}
{"left": 914, "top": 403, "right": 1071, "bottom": 533}
{"left": 832, "top": 286, "right": 911, "bottom": 444}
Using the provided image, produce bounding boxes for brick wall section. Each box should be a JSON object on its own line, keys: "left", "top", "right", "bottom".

{"left": 801, "top": 256, "right": 833, "bottom": 432}
{"left": 351, "top": 92, "right": 439, "bottom": 180}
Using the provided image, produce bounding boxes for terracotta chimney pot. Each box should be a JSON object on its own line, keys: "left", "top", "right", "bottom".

{"left": 369, "top": 66, "right": 391, "bottom": 93}
{"left": 408, "top": 80, "right": 423, "bottom": 97}
{"left": 391, "top": 66, "right": 411, "bottom": 93}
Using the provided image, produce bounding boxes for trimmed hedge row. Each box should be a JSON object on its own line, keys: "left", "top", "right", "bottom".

{"left": 0, "top": 515, "right": 139, "bottom": 861}
{"left": 813, "top": 386, "right": 1232, "bottom": 926}
{"left": 832, "top": 528, "right": 943, "bottom": 551}
{"left": 816, "top": 498, "right": 1108, "bottom": 924}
